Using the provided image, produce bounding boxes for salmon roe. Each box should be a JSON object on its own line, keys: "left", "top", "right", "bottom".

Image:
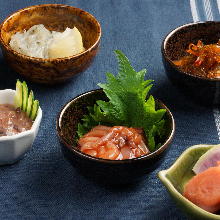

{"left": 78, "top": 125, "right": 149, "bottom": 160}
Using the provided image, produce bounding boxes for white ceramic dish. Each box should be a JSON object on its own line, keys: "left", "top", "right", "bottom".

{"left": 0, "top": 89, "right": 42, "bottom": 165}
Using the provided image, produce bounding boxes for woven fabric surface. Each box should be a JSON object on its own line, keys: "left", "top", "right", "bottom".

{"left": 0, "top": 0, "right": 219, "bottom": 219}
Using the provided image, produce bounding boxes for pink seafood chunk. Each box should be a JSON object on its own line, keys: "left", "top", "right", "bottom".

{"left": 78, "top": 125, "right": 150, "bottom": 160}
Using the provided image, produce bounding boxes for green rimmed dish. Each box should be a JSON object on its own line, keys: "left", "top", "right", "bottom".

{"left": 158, "top": 144, "right": 220, "bottom": 220}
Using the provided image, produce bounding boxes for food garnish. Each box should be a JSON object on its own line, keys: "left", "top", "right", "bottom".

{"left": 184, "top": 162, "right": 220, "bottom": 213}
{"left": 77, "top": 50, "right": 166, "bottom": 154}
{"left": 14, "top": 80, "right": 39, "bottom": 120}
{"left": 173, "top": 40, "right": 220, "bottom": 78}
{"left": 9, "top": 24, "right": 85, "bottom": 59}
{"left": 193, "top": 145, "right": 220, "bottom": 174}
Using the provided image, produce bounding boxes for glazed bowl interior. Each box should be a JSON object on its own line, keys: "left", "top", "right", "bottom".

{"left": 158, "top": 144, "right": 220, "bottom": 220}
{"left": 57, "top": 89, "right": 175, "bottom": 184}
{"left": 0, "top": 4, "right": 100, "bottom": 56}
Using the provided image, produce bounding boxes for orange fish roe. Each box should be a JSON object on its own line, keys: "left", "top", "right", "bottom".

{"left": 78, "top": 125, "right": 149, "bottom": 160}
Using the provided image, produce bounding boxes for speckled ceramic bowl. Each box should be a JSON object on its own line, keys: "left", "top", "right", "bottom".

{"left": 0, "top": 4, "right": 101, "bottom": 84}
{"left": 158, "top": 144, "right": 220, "bottom": 220}
{"left": 162, "top": 21, "right": 220, "bottom": 106}
{"left": 56, "top": 89, "right": 175, "bottom": 184}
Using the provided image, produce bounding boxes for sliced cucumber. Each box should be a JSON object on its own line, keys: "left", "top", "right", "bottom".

{"left": 22, "top": 81, "right": 28, "bottom": 111}
{"left": 14, "top": 80, "right": 40, "bottom": 121}
{"left": 14, "top": 80, "right": 23, "bottom": 108}
{"left": 26, "top": 90, "right": 34, "bottom": 117}
{"left": 30, "top": 100, "right": 39, "bottom": 120}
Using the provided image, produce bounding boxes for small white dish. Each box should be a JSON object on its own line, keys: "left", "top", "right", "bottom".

{"left": 0, "top": 89, "right": 42, "bottom": 165}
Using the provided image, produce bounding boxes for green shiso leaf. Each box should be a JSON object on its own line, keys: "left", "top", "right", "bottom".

{"left": 77, "top": 50, "right": 166, "bottom": 151}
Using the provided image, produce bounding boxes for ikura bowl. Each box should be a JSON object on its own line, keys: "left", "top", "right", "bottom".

{"left": 56, "top": 89, "right": 175, "bottom": 184}
{"left": 158, "top": 144, "right": 220, "bottom": 220}
{"left": 0, "top": 89, "right": 42, "bottom": 165}
{"left": 162, "top": 21, "right": 220, "bottom": 106}
{"left": 0, "top": 4, "right": 101, "bottom": 84}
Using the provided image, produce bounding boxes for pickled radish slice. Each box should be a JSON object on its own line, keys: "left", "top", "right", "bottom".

{"left": 48, "top": 27, "right": 85, "bottom": 58}
{"left": 78, "top": 125, "right": 149, "bottom": 160}
{"left": 193, "top": 145, "right": 220, "bottom": 174}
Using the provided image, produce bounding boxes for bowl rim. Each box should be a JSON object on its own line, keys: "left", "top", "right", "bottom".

{"left": 56, "top": 88, "right": 175, "bottom": 164}
{"left": 0, "top": 89, "right": 42, "bottom": 141}
{"left": 0, "top": 4, "right": 102, "bottom": 62}
{"left": 161, "top": 21, "right": 220, "bottom": 82}
{"left": 158, "top": 144, "right": 220, "bottom": 219}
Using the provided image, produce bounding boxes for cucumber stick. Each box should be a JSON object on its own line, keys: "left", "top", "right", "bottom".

{"left": 26, "top": 90, "right": 34, "bottom": 117}
{"left": 14, "top": 80, "right": 23, "bottom": 108}
{"left": 22, "top": 81, "right": 28, "bottom": 111}
{"left": 30, "top": 100, "right": 39, "bottom": 120}
{"left": 14, "top": 80, "right": 39, "bottom": 121}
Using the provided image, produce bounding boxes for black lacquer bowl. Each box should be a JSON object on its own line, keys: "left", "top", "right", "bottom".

{"left": 162, "top": 21, "right": 220, "bottom": 106}
{"left": 56, "top": 89, "right": 175, "bottom": 184}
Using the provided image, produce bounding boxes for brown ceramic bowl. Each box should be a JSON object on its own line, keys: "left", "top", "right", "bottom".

{"left": 162, "top": 21, "right": 220, "bottom": 106}
{"left": 0, "top": 4, "right": 101, "bottom": 84}
{"left": 56, "top": 89, "right": 175, "bottom": 184}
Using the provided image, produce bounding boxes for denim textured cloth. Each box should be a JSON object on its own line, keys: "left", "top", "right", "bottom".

{"left": 0, "top": 0, "right": 219, "bottom": 219}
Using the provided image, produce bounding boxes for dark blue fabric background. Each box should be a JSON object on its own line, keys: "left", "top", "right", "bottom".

{"left": 0, "top": 0, "right": 219, "bottom": 219}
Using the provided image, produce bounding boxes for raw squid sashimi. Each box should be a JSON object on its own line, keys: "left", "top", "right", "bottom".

{"left": 84, "top": 125, "right": 111, "bottom": 138}
{"left": 183, "top": 162, "right": 220, "bottom": 213}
